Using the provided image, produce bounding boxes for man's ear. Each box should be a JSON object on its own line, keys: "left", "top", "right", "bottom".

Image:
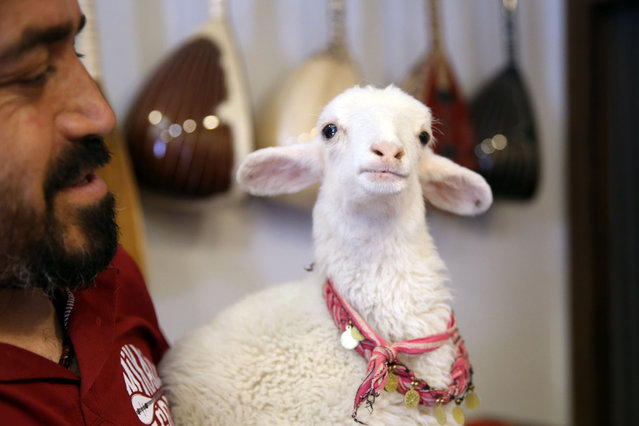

{"left": 237, "top": 139, "right": 324, "bottom": 196}
{"left": 419, "top": 148, "right": 492, "bottom": 216}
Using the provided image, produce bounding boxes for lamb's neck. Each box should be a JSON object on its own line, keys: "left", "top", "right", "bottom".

{"left": 313, "top": 199, "right": 452, "bottom": 342}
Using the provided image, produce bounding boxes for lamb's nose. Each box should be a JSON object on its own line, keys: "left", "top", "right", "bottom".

{"left": 371, "top": 141, "right": 405, "bottom": 160}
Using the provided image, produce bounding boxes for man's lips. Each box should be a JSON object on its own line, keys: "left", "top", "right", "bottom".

{"left": 43, "top": 136, "right": 112, "bottom": 206}
{"left": 62, "top": 170, "right": 98, "bottom": 188}
{"left": 57, "top": 169, "right": 108, "bottom": 204}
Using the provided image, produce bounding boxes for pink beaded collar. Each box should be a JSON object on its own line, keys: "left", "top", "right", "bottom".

{"left": 323, "top": 278, "right": 477, "bottom": 424}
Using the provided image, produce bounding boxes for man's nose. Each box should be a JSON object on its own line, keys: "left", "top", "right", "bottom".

{"left": 56, "top": 56, "right": 116, "bottom": 139}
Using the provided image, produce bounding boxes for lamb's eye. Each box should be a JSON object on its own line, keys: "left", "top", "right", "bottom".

{"left": 322, "top": 123, "right": 338, "bottom": 140}
{"left": 419, "top": 131, "right": 431, "bottom": 146}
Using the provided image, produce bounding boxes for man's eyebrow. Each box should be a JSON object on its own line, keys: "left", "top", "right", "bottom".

{"left": 0, "top": 14, "right": 86, "bottom": 64}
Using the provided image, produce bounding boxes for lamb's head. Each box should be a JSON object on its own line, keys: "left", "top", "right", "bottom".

{"left": 237, "top": 86, "right": 492, "bottom": 217}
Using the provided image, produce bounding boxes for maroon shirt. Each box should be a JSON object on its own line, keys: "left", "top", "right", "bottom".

{"left": 0, "top": 247, "right": 173, "bottom": 425}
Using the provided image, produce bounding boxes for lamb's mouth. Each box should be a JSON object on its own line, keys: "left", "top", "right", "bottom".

{"left": 360, "top": 169, "right": 408, "bottom": 179}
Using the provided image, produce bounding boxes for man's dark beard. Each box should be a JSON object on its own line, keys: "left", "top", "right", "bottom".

{"left": 0, "top": 136, "right": 119, "bottom": 295}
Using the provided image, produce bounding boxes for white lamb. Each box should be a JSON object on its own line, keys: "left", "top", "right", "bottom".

{"left": 159, "top": 85, "right": 492, "bottom": 425}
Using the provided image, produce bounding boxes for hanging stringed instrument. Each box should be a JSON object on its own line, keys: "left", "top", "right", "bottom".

{"left": 125, "top": 0, "right": 253, "bottom": 198}
{"left": 402, "top": 0, "right": 477, "bottom": 171}
{"left": 254, "top": 0, "right": 362, "bottom": 209}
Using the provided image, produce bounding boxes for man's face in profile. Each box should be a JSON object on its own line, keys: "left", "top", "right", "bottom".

{"left": 0, "top": 0, "right": 119, "bottom": 294}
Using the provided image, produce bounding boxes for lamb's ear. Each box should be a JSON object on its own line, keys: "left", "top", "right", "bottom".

{"left": 237, "top": 139, "right": 324, "bottom": 196}
{"left": 419, "top": 148, "right": 493, "bottom": 216}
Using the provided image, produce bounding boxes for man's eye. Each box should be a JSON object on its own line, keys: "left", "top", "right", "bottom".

{"left": 19, "top": 66, "right": 55, "bottom": 87}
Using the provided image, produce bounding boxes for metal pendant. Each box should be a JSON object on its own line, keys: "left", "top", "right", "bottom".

{"left": 435, "top": 405, "right": 447, "bottom": 425}
{"left": 452, "top": 405, "right": 465, "bottom": 424}
{"left": 340, "top": 325, "right": 359, "bottom": 350}
{"left": 404, "top": 388, "right": 420, "bottom": 409}
{"left": 465, "top": 391, "right": 480, "bottom": 410}
{"left": 384, "top": 372, "right": 399, "bottom": 393}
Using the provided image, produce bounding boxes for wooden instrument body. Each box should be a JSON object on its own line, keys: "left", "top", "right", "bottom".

{"left": 254, "top": 0, "right": 360, "bottom": 209}
{"left": 125, "top": 9, "right": 253, "bottom": 198}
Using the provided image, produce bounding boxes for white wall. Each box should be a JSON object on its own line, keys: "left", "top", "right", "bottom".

{"left": 94, "top": 1, "right": 568, "bottom": 424}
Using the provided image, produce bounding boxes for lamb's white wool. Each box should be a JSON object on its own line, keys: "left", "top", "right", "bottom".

{"left": 160, "top": 85, "right": 492, "bottom": 425}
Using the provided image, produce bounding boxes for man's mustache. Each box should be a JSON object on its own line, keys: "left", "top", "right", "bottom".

{"left": 44, "top": 136, "right": 111, "bottom": 204}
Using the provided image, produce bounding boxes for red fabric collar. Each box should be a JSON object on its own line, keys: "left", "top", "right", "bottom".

{"left": 324, "top": 278, "right": 473, "bottom": 422}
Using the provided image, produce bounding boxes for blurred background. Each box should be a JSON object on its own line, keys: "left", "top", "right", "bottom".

{"left": 85, "top": 0, "right": 572, "bottom": 424}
